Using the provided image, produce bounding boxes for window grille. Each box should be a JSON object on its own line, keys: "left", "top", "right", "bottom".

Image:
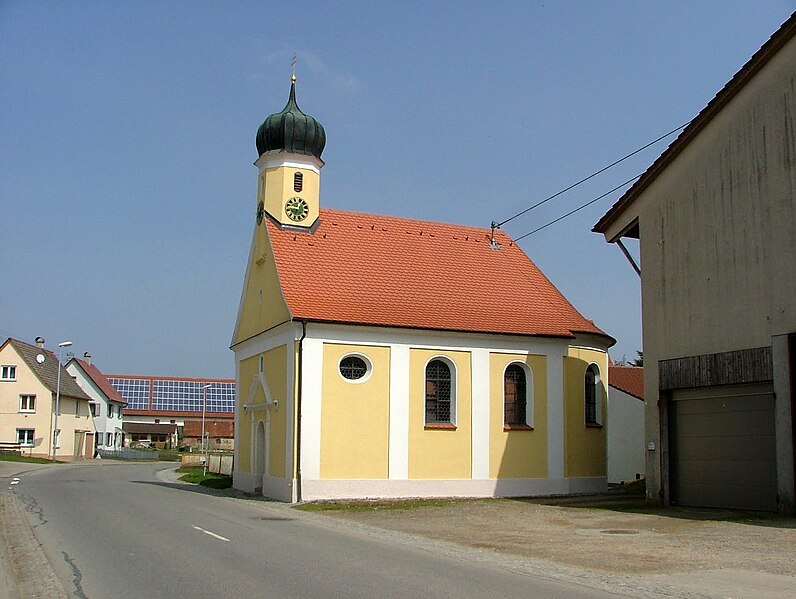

{"left": 293, "top": 172, "right": 303, "bottom": 192}
{"left": 585, "top": 365, "right": 598, "bottom": 423}
{"left": 340, "top": 356, "right": 368, "bottom": 380}
{"left": 504, "top": 365, "right": 526, "bottom": 425}
{"left": 425, "top": 360, "right": 452, "bottom": 423}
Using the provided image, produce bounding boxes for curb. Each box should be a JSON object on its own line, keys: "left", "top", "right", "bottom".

{"left": 0, "top": 492, "right": 68, "bottom": 599}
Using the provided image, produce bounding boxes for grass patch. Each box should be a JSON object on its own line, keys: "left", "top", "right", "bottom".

{"left": 0, "top": 453, "right": 62, "bottom": 464}
{"left": 296, "top": 498, "right": 475, "bottom": 513}
{"left": 176, "top": 466, "right": 232, "bottom": 489}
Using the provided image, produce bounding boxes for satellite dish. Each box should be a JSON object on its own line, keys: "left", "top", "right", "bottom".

{"left": 36, "top": 354, "right": 45, "bottom": 364}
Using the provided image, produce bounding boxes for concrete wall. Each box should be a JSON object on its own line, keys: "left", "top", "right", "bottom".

{"left": 601, "top": 33, "right": 796, "bottom": 504}
{"left": 606, "top": 386, "right": 645, "bottom": 483}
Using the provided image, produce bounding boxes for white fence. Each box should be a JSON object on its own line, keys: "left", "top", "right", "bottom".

{"left": 181, "top": 453, "right": 233, "bottom": 476}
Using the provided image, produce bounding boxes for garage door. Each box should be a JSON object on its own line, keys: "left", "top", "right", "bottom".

{"left": 669, "top": 383, "right": 776, "bottom": 511}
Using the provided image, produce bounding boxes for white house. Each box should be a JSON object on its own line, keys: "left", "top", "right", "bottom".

{"left": 66, "top": 354, "right": 127, "bottom": 451}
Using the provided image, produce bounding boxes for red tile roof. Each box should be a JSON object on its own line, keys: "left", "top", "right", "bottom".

{"left": 183, "top": 420, "right": 235, "bottom": 438}
{"left": 268, "top": 209, "right": 611, "bottom": 341}
{"left": 72, "top": 358, "right": 127, "bottom": 405}
{"left": 3, "top": 338, "right": 91, "bottom": 401}
{"left": 609, "top": 366, "right": 644, "bottom": 400}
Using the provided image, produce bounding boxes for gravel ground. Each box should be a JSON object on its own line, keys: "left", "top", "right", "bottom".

{"left": 315, "top": 496, "right": 796, "bottom": 575}
{"left": 302, "top": 494, "right": 796, "bottom": 598}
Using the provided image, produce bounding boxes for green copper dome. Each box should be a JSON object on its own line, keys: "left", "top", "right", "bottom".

{"left": 256, "top": 78, "right": 326, "bottom": 160}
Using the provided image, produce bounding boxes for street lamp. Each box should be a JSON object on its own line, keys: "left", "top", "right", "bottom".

{"left": 52, "top": 340, "right": 72, "bottom": 461}
{"left": 201, "top": 383, "right": 211, "bottom": 475}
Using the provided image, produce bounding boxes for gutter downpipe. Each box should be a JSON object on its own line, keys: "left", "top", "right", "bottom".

{"left": 295, "top": 320, "right": 307, "bottom": 503}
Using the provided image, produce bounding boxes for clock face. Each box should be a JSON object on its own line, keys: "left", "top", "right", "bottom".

{"left": 256, "top": 201, "right": 264, "bottom": 225}
{"left": 285, "top": 196, "right": 309, "bottom": 222}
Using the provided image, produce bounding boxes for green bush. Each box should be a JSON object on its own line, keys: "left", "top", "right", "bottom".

{"left": 176, "top": 466, "right": 232, "bottom": 489}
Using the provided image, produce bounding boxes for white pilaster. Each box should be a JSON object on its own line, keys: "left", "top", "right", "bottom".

{"left": 547, "top": 352, "right": 565, "bottom": 479}
{"left": 471, "top": 349, "right": 490, "bottom": 479}
{"left": 389, "top": 345, "right": 410, "bottom": 479}
{"left": 300, "top": 338, "right": 324, "bottom": 480}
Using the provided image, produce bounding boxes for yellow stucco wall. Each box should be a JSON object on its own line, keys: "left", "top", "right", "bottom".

{"left": 262, "top": 166, "right": 320, "bottom": 227}
{"left": 564, "top": 347, "right": 608, "bottom": 477}
{"left": 232, "top": 224, "right": 291, "bottom": 346}
{"left": 489, "top": 353, "right": 548, "bottom": 479}
{"left": 238, "top": 345, "right": 288, "bottom": 477}
{"left": 320, "top": 343, "right": 390, "bottom": 479}
{"left": 408, "top": 349, "right": 471, "bottom": 480}
{"left": 237, "top": 355, "right": 257, "bottom": 474}
{"left": 265, "top": 345, "right": 288, "bottom": 478}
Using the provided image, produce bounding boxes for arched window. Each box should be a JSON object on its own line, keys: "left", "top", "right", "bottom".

{"left": 585, "top": 364, "right": 600, "bottom": 424}
{"left": 504, "top": 364, "right": 527, "bottom": 425}
{"left": 293, "top": 171, "right": 303, "bottom": 192}
{"left": 425, "top": 359, "right": 453, "bottom": 424}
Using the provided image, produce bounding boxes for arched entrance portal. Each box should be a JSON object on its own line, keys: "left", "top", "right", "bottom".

{"left": 255, "top": 420, "right": 266, "bottom": 493}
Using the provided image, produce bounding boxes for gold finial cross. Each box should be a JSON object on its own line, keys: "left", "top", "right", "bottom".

{"left": 291, "top": 54, "right": 297, "bottom": 82}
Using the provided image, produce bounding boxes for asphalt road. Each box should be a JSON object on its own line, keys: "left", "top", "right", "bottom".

{"left": 9, "top": 462, "right": 625, "bottom": 599}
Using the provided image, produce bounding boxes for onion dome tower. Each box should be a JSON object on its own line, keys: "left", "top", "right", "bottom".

{"left": 254, "top": 75, "right": 325, "bottom": 229}
{"left": 256, "top": 76, "right": 326, "bottom": 160}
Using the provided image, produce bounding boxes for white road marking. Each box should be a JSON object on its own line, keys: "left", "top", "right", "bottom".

{"left": 192, "top": 525, "right": 230, "bottom": 542}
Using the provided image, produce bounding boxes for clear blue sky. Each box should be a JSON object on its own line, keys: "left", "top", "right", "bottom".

{"left": 2, "top": 1, "right": 793, "bottom": 377}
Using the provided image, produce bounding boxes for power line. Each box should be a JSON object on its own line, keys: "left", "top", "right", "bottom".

{"left": 495, "top": 121, "right": 690, "bottom": 229}
{"left": 513, "top": 174, "right": 642, "bottom": 242}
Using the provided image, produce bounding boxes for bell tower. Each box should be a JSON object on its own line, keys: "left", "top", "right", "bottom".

{"left": 254, "top": 75, "right": 326, "bottom": 229}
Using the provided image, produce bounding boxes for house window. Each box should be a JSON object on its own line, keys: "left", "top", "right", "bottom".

{"left": 96, "top": 431, "right": 104, "bottom": 447}
{"left": 107, "top": 404, "right": 114, "bottom": 418}
{"left": 19, "top": 394, "right": 36, "bottom": 413}
{"left": 1, "top": 365, "right": 16, "bottom": 380}
{"left": 503, "top": 365, "right": 528, "bottom": 426}
{"left": 106, "top": 432, "right": 113, "bottom": 446}
{"left": 339, "top": 355, "right": 370, "bottom": 381}
{"left": 425, "top": 359, "right": 454, "bottom": 424}
{"left": 90, "top": 403, "right": 99, "bottom": 417}
{"left": 17, "top": 429, "right": 34, "bottom": 446}
{"left": 293, "top": 171, "right": 303, "bottom": 192}
{"left": 585, "top": 364, "right": 601, "bottom": 425}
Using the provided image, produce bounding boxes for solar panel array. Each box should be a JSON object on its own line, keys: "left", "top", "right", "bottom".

{"left": 108, "top": 377, "right": 235, "bottom": 413}
{"left": 107, "top": 377, "right": 151, "bottom": 410}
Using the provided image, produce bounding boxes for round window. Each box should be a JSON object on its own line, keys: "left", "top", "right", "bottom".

{"left": 339, "top": 356, "right": 368, "bottom": 380}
